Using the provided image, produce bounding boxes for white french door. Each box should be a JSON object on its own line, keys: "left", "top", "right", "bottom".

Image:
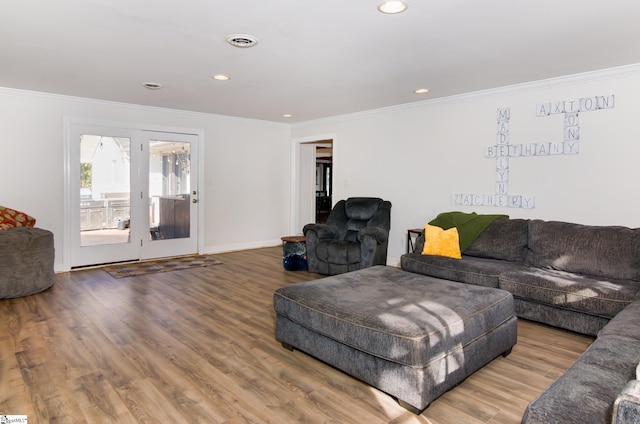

{"left": 140, "top": 131, "right": 198, "bottom": 260}
{"left": 67, "top": 122, "right": 199, "bottom": 268}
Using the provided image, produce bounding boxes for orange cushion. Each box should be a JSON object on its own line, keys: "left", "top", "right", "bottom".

{"left": 0, "top": 206, "right": 36, "bottom": 230}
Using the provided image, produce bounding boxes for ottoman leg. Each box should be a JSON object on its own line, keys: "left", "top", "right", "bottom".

{"left": 281, "top": 342, "right": 294, "bottom": 351}
{"left": 397, "top": 399, "right": 425, "bottom": 415}
{"left": 502, "top": 347, "right": 513, "bottom": 357}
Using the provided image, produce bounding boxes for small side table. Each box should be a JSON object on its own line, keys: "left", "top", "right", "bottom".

{"left": 281, "top": 236, "right": 308, "bottom": 271}
{"left": 407, "top": 228, "right": 422, "bottom": 253}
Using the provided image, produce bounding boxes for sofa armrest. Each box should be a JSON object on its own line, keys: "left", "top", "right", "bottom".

{"left": 358, "top": 227, "right": 388, "bottom": 244}
{"left": 303, "top": 223, "right": 337, "bottom": 240}
{"left": 613, "top": 380, "right": 640, "bottom": 424}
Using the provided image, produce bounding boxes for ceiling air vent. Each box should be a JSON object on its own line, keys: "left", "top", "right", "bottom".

{"left": 226, "top": 34, "right": 259, "bottom": 48}
{"left": 141, "top": 82, "right": 163, "bottom": 90}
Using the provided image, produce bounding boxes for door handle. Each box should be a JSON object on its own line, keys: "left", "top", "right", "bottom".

{"left": 192, "top": 198, "right": 198, "bottom": 203}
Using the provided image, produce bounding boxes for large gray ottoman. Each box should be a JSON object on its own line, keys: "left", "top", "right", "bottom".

{"left": 273, "top": 266, "right": 517, "bottom": 413}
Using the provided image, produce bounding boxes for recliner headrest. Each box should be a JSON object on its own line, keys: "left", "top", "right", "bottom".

{"left": 344, "top": 198, "right": 382, "bottom": 221}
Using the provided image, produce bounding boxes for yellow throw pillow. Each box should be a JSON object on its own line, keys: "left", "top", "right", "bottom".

{"left": 422, "top": 224, "right": 462, "bottom": 259}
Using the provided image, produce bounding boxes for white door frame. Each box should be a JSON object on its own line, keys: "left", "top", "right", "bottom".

{"left": 290, "top": 133, "right": 336, "bottom": 235}
{"left": 62, "top": 117, "right": 205, "bottom": 271}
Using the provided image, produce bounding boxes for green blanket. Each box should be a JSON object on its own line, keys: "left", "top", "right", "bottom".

{"left": 428, "top": 211, "right": 508, "bottom": 252}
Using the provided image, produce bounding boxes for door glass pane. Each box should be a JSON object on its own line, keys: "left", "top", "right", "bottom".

{"left": 149, "top": 140, "right": 191, "bottom": 240}
{"left": 80, "top": 135, "right": 131, "bottom": 246}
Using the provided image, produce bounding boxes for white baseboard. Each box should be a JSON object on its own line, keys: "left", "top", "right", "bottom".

{"left": 202, "top": 239, "right": 282, "bottom": 255}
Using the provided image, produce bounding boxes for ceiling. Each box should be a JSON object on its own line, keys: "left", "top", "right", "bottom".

{"left": 2, "top": 1, "right": 639, "bottom": 123}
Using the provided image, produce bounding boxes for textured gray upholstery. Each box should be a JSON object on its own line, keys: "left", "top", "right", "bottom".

{"left": 0, "top": 227, "right": 55, "bottom": 298}
{"left": 402, "top": 252, "right": 528, "bottom": 288}
{"left": 274, "top": 266, "right": 517, "bottom": 413}
{"left": 523, "top": 334, "right": 640, "bottom": 424}
{"left": 402, "top": 218, "right": 640, "bottom": 336}
{"left": 523, "top": 299, "right": 640, "bottom": 424}
{"left": 399, "top": 217, "right": 640, "bottom": 422}
{"left": 513, "top": 298, "right": 609, "bottom": 336}
{"left": 303, "top": 197, "right": 391, "bottom": 275}
{"left": 525, "top": 220, "right": 640, "bottom": 281}
{"left": 500, "top": 268, "right": 639, "bottom": 318}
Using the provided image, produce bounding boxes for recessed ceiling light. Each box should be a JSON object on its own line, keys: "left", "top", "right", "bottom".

{"left": 414, "top": 88, "right": 430, "bottom": 94}
{"left": 283, "top": 114, "right": 293, "bottom": 118}
{"left": 141, "top": 82, "right": 163, "bottom": 90}
{"left": 212, "top": 74, "right": 230, "bottom": 81}
{"left": 378, "top": 1, "right": 408, "bottom": 14}
{"left": 226, "top": 34, "right": 259, "bottom": 48}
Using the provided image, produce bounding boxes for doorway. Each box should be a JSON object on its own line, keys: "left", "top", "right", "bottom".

{"left": 315, "top": 143, "right": 332, "bottom": 223}
{"left": 291, "top": 136, "right": 334, "bottom": 234}
{"left": 65, "top": 121, "right": 200, "bottom": 269}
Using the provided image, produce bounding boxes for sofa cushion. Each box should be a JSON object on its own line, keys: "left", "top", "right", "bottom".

{"left": 522, "top": 335, "right": 640, "bottom": 424}
{"left": 598, "top": 300, "right": 640, "bottom": 340}
{"left": 401, "top": 253, "right": 528, "bottom": 288}
{"left": 513, "top": 298, "right": 609, "bottom": 336}
{"left": 499, "top": 268, "right": 640, "bottom": 318}
{"left": 463, "top": 218, "right": 529, "bottom": 263}
{"left": 525, "top": 220, "right": 640, "bottom": 281}
{"left": 317, "top": 240, "right": 360, "bottom": 264}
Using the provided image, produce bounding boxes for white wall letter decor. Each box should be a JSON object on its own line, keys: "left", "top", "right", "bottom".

{"left": 551, "top": 101, "right": 565, "bottom": 114}
{"left": 496, "top": 132, "right": 510, "bottom": 144}
{"left": 597, "top": 95, "right": 615, "bottom": 109}
{"left": 536, "top": 103, "right": 550, "bottom": 117}
{"left": 496, "top": 169, "right": 509, "bottom": 182}
{"left": 564, "top": 141, "right": 580, "bottom": 154}
{"left": 497, "top": 121, "right": 509, "bottom": 133}
{"left": 452, "top": 94, "right": 614, "bottom": 209}
{"left": 580, "top": 97, "right": 599, "bottom": 112}
{"left": 564, "top": 113, "right": 579, "bottom": 127}
{"left": 496, "top": 158, "right": 509, "bottom": 169}
{"left": 536, "top": 143, "right": 550, "bottom": 156}
{"left": 564, "top": 126, "right": 580, "bottom": 141}
{"left": 497, "top": 108, "right": 510, "bottom": 120}
{"left": 508, "top": 195, "right": 522, "bottom": 208}
{"left": 565, "top": 99, "right": 580, "bottom": 113}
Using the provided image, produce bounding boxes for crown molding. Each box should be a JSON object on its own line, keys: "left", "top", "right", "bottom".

{"left": 292, "top": 63, "right": 640, "bottom": 129}
{"left": 0, "top": 86, "right": 290, "bottom": 129}
{"left": 3, "top": 62, "right": 640, "bottom": 130}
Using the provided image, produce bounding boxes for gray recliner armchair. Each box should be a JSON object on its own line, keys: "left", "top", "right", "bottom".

{"left": 303, "top": 197, "right": 392, "bottom": 275}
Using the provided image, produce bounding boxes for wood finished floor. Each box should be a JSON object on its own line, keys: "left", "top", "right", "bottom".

{"left": 0, "top": 247, "right": 594, "bottom": 423}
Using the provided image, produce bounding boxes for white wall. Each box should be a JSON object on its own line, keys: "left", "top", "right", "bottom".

{"left": 4, "top": 64, "right": 639, "bottom": 272}
{"left": 0, "top": 89, "right": 292, "bottom": 271}
{"left": 291, "top": 65, "right": 640, "bottom": 266}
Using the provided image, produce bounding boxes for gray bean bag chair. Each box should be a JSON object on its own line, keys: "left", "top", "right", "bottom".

{"left": 0, "top": 227, "right": 55, "bottom": 298}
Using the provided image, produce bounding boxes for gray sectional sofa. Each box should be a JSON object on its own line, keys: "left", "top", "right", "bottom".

{"left": 400, "top": 217, "right": 640, "bottom": 424}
